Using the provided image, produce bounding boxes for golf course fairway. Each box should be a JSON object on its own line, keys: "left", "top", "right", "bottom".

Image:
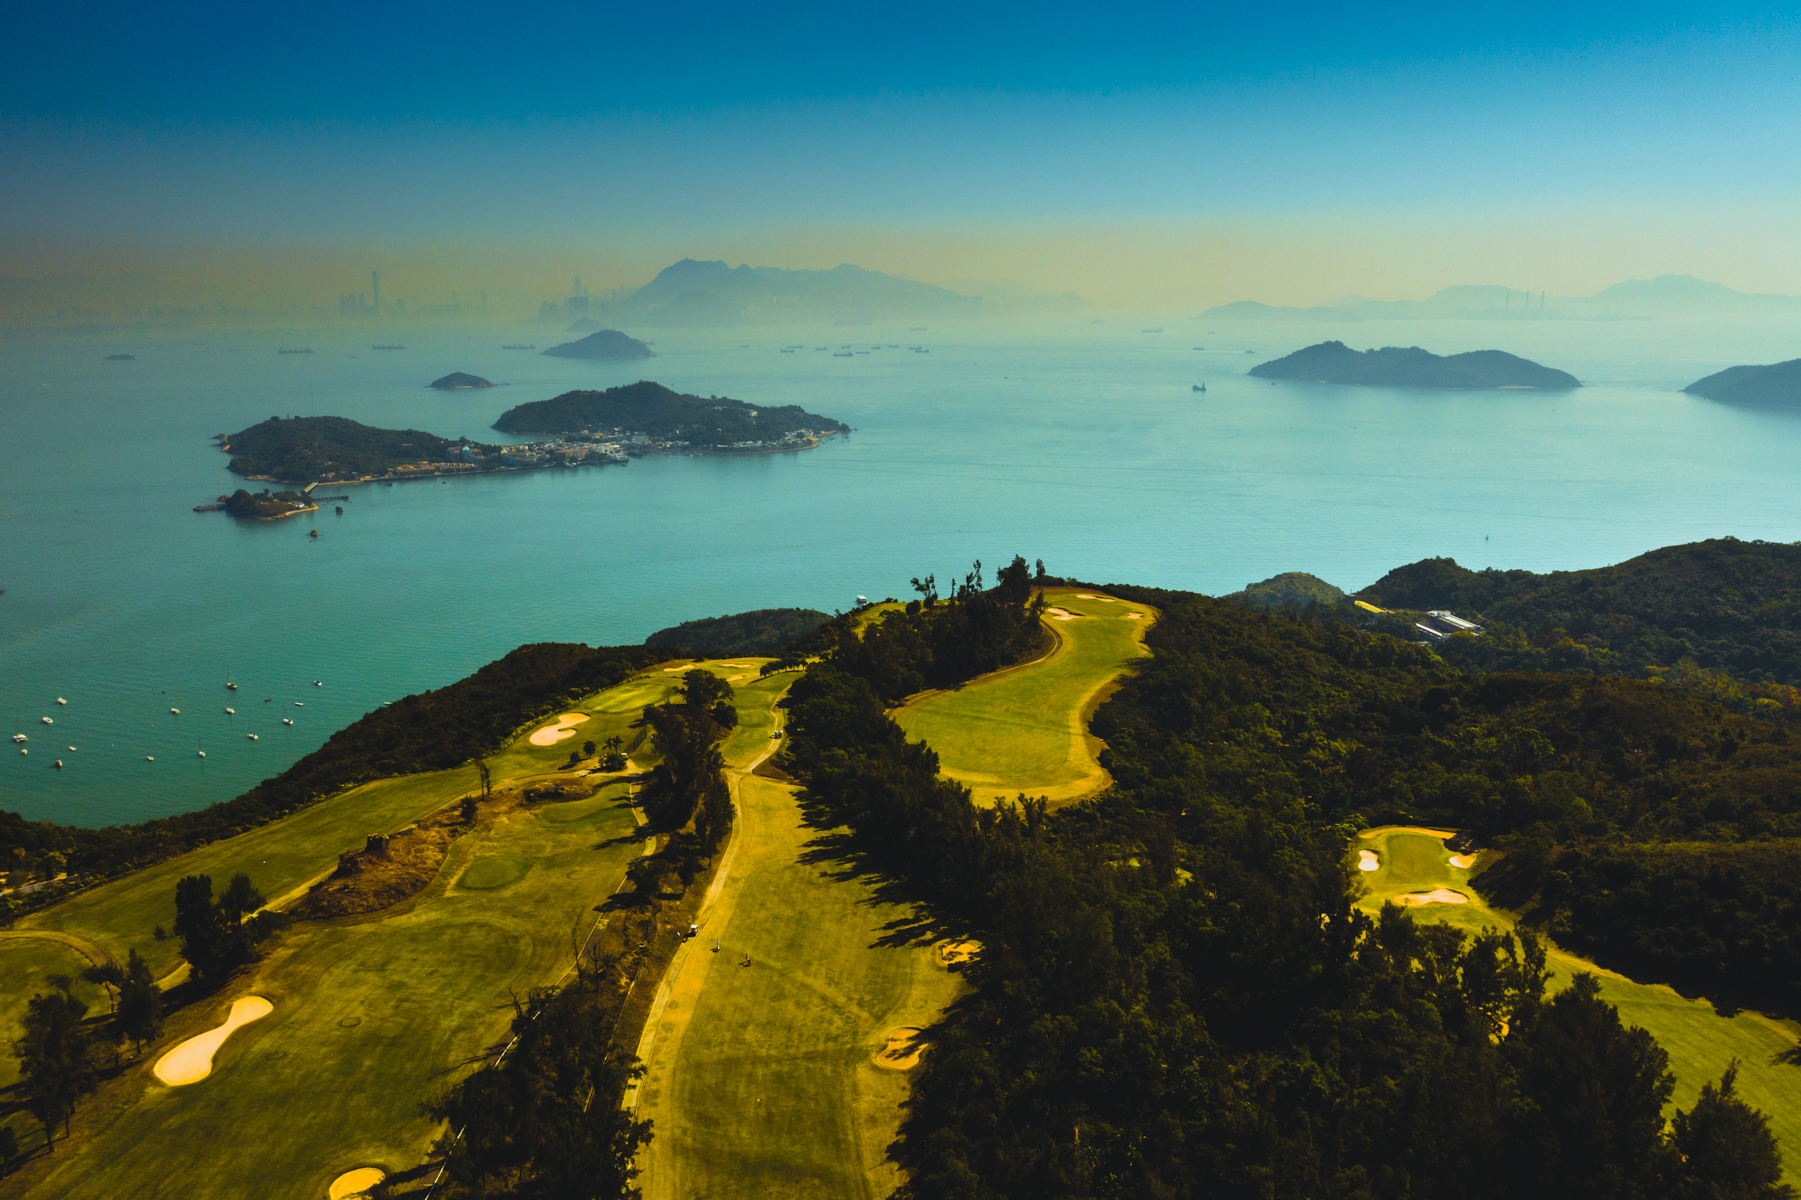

{"left": 1354, "top": 826, "right": 1801, "bottom": 1188}
{"left": 630, "top": 764, "right": 964, "bottom": 1199}
{"left": 3, "top": 659, "right": 781, "bottom": 1199}
{"left": 894, "top": 587, "right": 1154, "bottom": 806}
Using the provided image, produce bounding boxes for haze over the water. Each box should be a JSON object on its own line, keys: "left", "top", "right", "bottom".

{"left": 6, "top": 0, "right": 1801, "bottom": 310}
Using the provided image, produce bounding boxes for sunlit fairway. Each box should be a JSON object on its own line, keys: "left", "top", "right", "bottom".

{"left": 630, "top": 769, "right": 964, "bottom": 1200}
{"left": 894, "top": 588, "right": 1154, "bottom": 806}
{"left": 1354, "top": 827, "right": 1801, "bottom": 1186}
{"left": 5, "top": 658, "right": 780, "bottom": 1198}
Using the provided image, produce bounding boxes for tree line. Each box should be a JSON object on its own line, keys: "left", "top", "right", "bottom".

{"left": 776, "top": 576, "right": 1796, "bottom": 1199}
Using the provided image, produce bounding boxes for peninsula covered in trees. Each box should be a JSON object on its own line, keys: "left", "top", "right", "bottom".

{"left": 1684, "top": 357, "right": 1801, "bottom": 405}
{"left": 644, "top": 607, "right": 830, "bottom": 656}
{"left": 491, "top": 380, "right": 848, "bottom": 447}
{"left": 1250, "top": 340, "right": 1581, "bottom": 389}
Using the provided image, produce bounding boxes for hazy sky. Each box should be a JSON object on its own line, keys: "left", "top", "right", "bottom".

{"left": 6, "top": 0, "right": 1800, "bottom": 308}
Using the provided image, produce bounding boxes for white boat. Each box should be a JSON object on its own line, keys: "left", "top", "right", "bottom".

{"left": 67, "top": 746, "right": 76, "bottom": 752}
{"left": 247, "top": 733, "right": 258, "bottom": 741}
{"left": 197, "top": 750, "right": 206, "bottom": 758}
{"left": 282, "top": 718, "right": 294, "bottom": 726}
{"left": 10, "top": 733, "right": 25, "bottom": 743}
{"left": 56, "top": 697, "right": 67, "bottom": 705}
{"left": 41, "top": 716, "right": 53, "bottom": 724}
{"left": 54, "top": 759, "right": 62, "bottom": 769}
{"left": 225, "top": 707, "right": 235, "bottom": 715}
{"left": 313, "top": 680, "right": 323, "bottom": 686}
{"left": 170, "top": 707, "right": 180, "bottom": 715}
{"left": 18, "top": 748, "right": 25, "bottom": 756}
{"left": 294, "top": 701, "right": 304, "bottom": 707}
{"left": 146, "top": 755, "right": 154, "bottom": 761}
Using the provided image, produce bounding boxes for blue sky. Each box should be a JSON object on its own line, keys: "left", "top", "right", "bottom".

{"left": 5, "top": 1, "right": 1799, "bottom": 306}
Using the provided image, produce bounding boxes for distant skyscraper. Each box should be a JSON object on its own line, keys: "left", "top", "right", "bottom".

{"left": 372, "top": 270, "right": 381, "bottom": 316}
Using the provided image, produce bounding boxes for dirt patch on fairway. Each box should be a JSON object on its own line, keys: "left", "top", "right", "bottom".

{"left": 1398, "top": 888, "right": 1468, "bottom": 907}
{"left": 938, "top": 940, "right": 980, "bottom": 967}
{"left": 1358, "top": 850, "right": 1380, "bottom": 871}
{"left": 154, "top": 995, "right": 273, "bottom": 1085}
{"left": 874, "top": 1026, "right": 926, "bottom": 1070}
{"left": 530, "top": 712, "right": 590, "bottom": 746}
{"left": 328, "top": 1167, "right": 386, "bottom": 1198}
{"left": 1125, "top": 612, "right": 1144, "bottom": 619}
{"left": 290, "top": 807, "right": 471, "bottom": 920}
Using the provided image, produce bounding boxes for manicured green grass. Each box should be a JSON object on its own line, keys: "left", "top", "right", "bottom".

{"left": 1353, "top": 826, "right": 1801, "bottom": 1186}
{"left": 632, "top": 775, "right": 964, "bottom": 1200}
{"left": 25, "top": 789, "right": 646, "bottom": 1200}
{"left": 893, "top": 589, "right": 1153, "bottom": 806}
{"left": 0, "top": 939, "right": 109, "bottom": 1092}
{"left": 17, "top": 766, "right": 480, "bottom": 980}
{"left": 9, "top": 660, "right": 790, "bottom": 1198}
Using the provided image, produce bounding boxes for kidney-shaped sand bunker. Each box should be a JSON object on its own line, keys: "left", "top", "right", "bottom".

{"left": 153, "top": 995, "right": 273, "bottom": 1086}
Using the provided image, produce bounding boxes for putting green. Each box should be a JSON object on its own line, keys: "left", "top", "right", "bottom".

{"left": 11, "top": 661, "right": 789, "bottom": 1199}
{"left": 893, "top": 588, "right": 1154, "bottom": 806}
{"left": 456, "top": 854, "right": 534, "bottom": 890}
{"left": 1353, "top": 826, "right": 1801, "bottom": 1186}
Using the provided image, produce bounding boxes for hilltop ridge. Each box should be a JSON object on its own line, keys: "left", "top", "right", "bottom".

{"left": 1249, "top": 341, "right": 1579, "bottom": 389}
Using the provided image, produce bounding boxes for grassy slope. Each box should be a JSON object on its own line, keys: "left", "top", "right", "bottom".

{"left": 893, "top": 588, "right": 1153, "bottom": 806}
{"left": 11, "top": 657, "right": 704, "bottom": 981}
{"left": 1353, "top": 827, "right": 1801, "bottom": 1186}
{"left": 0, "top": 940, "right": 111, "bottom": 1091}
{"left": 0, "top": 659, "right": 763, "bottom": 1198}
{"left": 631, "top": 758, "right": 963, "bottom": 1200}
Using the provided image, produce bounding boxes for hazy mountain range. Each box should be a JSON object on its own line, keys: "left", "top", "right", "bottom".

{"left": 1203, "top": 275, "right": 1801, "bottom": 322}
{"left": 587, "top": 258, "right": 983, "bottom": 327}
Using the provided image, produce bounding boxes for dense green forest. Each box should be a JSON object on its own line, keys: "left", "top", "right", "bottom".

{"left": 1354, "top": 539, "right": 1801, "bottom": 705}
{"left": 224, "top": 415, "right": 487, "bottom": 482}
{"left": 780, "top": 580, "right": 1796, "bottom": 1198}
{"left": 221, "top": 487, "right": 308, "bottom": 518}
{"left": 490, "top": 380, "right": 848, "bottom": 442}
{"left": 643, "top": 607, "right": 829, "bottom": 656}
{"left": 0, "top": 643, "right": 677, "bottom": 899}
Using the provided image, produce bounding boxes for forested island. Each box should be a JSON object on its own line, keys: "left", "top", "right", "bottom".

{"left": 1684, "top": 357, "right": 1801, "bottom": 405}
{"left": 428, "top": 372, "right": 493, "bottom": 389}
{"left": 222, "top": 416, "right": 489, "bottom": 483}
{"left": 1250, "top": 340, "right": 1581, "bottom": 388}
{"left": 541, "top": 328, "right": 654, "bottom": 360}
{"left": 491, "top": 380, "right": 848, "bottom": 448}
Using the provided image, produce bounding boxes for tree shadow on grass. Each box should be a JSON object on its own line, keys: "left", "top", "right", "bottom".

{"left": 792, "top": 820, "right": 975, "bottom": 955}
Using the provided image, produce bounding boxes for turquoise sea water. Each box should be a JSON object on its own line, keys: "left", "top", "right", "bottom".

{"left": 4, "top": 314, "right": 1800, "bottom": 825}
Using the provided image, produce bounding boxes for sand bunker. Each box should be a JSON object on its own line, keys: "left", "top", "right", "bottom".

{"left": 1045, "top": 607, "right": 1080, "bottom": 621}
{"left": 1397, "top": 888, "right": 1468, "bottom": 907}
{"left": 874, "top": 1026, "right": 926, "bottom": 1070}
{"left": 328, "top": 1167, "right": 387, "bottom": 1199}
{"left": 154, "top": 995, "right": 273, "bottom": 1085}
{"left": 1449, "top": 853, "right": 1476, "bottom": 869}
{"left": 1358, "top": 850, "right": 1380, "bottom": 871}
{"left": 1125, "top": 612, "right": 1144, "bottom": 620}
{"left": 529, "top": 713, "right": 590, "bottom": 746}
{"left": 727, "top": 674, "right": 747, "bottom": 681}
{"left": 938, "top": 940, "right": 980, "bottom": 967}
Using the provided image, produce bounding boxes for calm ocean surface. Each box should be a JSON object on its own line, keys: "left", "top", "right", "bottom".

{"left": 4, "top": 314, "right": 1800, "bottom": 826}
